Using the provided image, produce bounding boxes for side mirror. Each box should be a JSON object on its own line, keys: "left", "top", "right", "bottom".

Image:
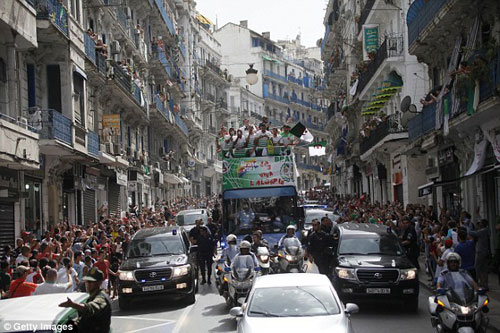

{"left": 189, "top": 245, "right": 198, "bottom": 254}
{"left": 345, "top": 303, "right": 359, "bottom": 314}
{"left": 229, "top": 306, "right": 243, "bottom": 317}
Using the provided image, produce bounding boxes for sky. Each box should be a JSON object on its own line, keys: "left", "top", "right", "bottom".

{"left": 194, "top": 0, "right": 328, "bottom": 48}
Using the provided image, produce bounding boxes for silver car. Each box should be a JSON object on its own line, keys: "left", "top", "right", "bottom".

{"left": 230, "top": 273, "right": 358, "bottom": 333}
{"left": 175, "top": 209, "right": 208, "bottom": 231}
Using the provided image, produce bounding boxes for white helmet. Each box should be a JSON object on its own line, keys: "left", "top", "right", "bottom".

{"left": 446, "top": 252, "right": 461, "bottom": 267}
{"left": 226, "top": 234, "right": 237, "bottom": 243}
{"left": 240, "top": 240, "right": 251, "bottom": 250}
{"left": 286, "top": 225, "right": 297, "bottom": 232}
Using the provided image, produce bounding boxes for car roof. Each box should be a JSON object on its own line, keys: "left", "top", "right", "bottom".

{"left": 254, "top": 273, "right": 331, "bottom": 289}
{"left": 337, "top": 222, "right": 389, "bottom": 235}
{"left": 0, "top": 293, "right": 88, "bottom": 323}
{"left": 176, "top": 209, "right": 207, "bottom": 215}
{"left": 132, "top": 226, "right": 184, "bottom": 239}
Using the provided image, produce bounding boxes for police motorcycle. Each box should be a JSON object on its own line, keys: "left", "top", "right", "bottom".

{"left": 255, "top": 246, "right": 271, "bottom": 275}
{"left": 275, "top": 237, "right": 306, "bottom": 273}
{"left": 428, "top": 253, "right": 490, "bottom": 333}
{"left": 215, "top": 234, "right": 238, "bottom": 297}
{"left": 224, "top": 241, "right": 258, "bottom": 307}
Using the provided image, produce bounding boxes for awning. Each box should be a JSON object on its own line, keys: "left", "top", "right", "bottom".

{"left": 164, "top": 174, "right": 183, "bottom": 184}
{"left": 196, "top": 14, "right": 213, "bottom": 26}
{"left": 73, "top": 65, "right": 87, "bottom": 80}
{"left": 180, "top": 176, "right": 189, "bottom": 184}
{"left": 262, "top": 55, "right": 283, "bottom": 65}
{"left": 418, "top": 182, "right": 434, "bottom": 197}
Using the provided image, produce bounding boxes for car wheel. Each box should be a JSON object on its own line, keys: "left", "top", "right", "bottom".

{"left": 118, "top": 296, "right": 131, "bottom": 311}
{"left": 185, "top": 288, "right": 196, "bottom": 305}
{"left": 194, "top": 275, "right": 199, "bottom": 293}
{"left": 406, "top": 297, "right": 419, "bottom": 312}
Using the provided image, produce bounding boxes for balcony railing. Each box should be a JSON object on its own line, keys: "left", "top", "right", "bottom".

{"left": 479, "top": 49, "right": 500, "bottom": 103}
{"left": 113, "top": 63, "right": 131, "bottom": 93}
{"left": 264, "top": 69, "right": 287, "bottom": 82}
{"left": 154, "top": 0, "right": 176, "bottom": 36}
{"left": 408, "top": 103, "right": 438, "bottom": 141}
{"left": 296, "top": 162, "right": 322, "bottom": 172}
{"left": 158, "top": 48, "right": 173, "bottom": 77}
{"left": 84, "top": 33, "right": 96, "bottom": 64}
{"left": 321, "top": 24, "right": 330, "bottom": 57}
{"left": 360, "top": 115, "right": 406, "bottom": 155}
{"left": 35, "top": 0, "right": 69, "bottom": 37}
{"left": 154, "top": 95, "right": 172, "bottom": 121}
{"left": 178, "top": 41, "right": 187, "bottom": 59}
{"left": 87, "top": 131, "right": 100, "bottom": 157}
{"left": 265, "top": 93, "right": 290, "bottom": 105}
{"left": 174, "top": 113, "right": 188, "bottom": 136}
{"left": 96, "top": 52, "right": 107, "bottom": 74}
{"left": 407, "top": 0, "right": 450, "bottom": 48}
{"left": 357, "top": 36, "right": 403, "bottom": 95}
{"left": 288, "top": 75, "right": 303, "bottom": 86}
{"left": 358, "top": 0, "right": 376, "bottom": 34}
{"left": 307, "top": 121, "right": 324, "bottom": 132}
{"left": 132, "top": 83, "right": 142, "bottom": 106}
{"left": 116, "top": 7, "right": 128, "bottom": 31}
{"left": 39, "top": 110, "right": 72, "bottom": 146}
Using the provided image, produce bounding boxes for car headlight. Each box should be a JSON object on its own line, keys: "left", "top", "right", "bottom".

{"left": 285, "top": 254, "right": 294, "bottom": 262}
{"left": 172, "top": 264, "right": 191, "bottom": 278}
{"left": 119, "top": 270, "right": 135, "bottom": 281}
{"left": 400, "top": 268, "right": 417, "bottom": 280}
{"left": 335, "top": 267, "right": 357, "bottom": 281}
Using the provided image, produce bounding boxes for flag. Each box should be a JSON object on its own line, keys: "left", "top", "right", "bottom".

{"left": 443, "top": 94, "right": 450, "bottom": 136}
{"left": 290, "top": 122, "right": 314, "bottom": 142}
{"left": 308, "top": 141, "right": 326, "bottom": 156}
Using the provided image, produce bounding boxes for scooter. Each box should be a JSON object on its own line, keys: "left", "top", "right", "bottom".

{"left": 428, "top": 288, "right": 490, "bottom": 333}
{"left": 225, "top": 261, "right": 256, "bottom": 307}
{"left": 275, "top": 238, "right": 306, "bottom": 273}
{"left": 215, "top": 258, "right": 230, "bottom": 297}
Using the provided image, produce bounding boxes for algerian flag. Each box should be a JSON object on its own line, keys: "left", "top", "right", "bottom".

{"left": 290, "top": 122, "right": 314, "bottom": 143}
{"left": 308, "top": 141, "right": 326, "bottom": 156}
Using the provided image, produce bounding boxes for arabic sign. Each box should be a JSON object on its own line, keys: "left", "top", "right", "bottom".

{"left": 363, "top": 24, "right": 379, "bottom": 61}
{"left": 222, "top": 156, "right": 296, "bottom": 190}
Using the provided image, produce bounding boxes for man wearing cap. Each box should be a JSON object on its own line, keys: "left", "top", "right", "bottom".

{"left": 8, "top": 265, "right": 39, "bottom": 298}
{"left": 59, "top": 267, "right": 111, "bottom": 333}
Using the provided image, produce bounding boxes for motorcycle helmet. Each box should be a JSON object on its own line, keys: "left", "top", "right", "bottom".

{"left": 286, "top": 225, "right": 297, "bottom": 232}
{"left": 240, "top": 240, "right": 251, "bottom": 250}
{"left": 446, "top": 252, "right": 461, "bottom": 271}
{"left": 226, "top": 234, "right": 237, "bottom": 244}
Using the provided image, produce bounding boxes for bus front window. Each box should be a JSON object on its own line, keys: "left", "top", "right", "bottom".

{"left": 223, "top": 196, "right": 295, "bottom": 235}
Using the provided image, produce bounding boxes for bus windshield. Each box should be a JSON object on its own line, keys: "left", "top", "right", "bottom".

{"left": 223, "top": 195, "right": 296, "bottom": 236}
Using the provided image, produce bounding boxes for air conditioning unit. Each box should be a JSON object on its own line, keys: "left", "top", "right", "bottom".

{"left": 125, "top": 7, "right": 132, "bottom": 19}
{"left": 110, "top": 40, "right": 121, "bottom": 54}
{"left": 105, "top": 143, "right": 114, "bottom": 155}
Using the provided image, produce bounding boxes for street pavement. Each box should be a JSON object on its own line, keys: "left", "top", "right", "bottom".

{"left": 110, "top": 262, "right": 438, "bottom": 333}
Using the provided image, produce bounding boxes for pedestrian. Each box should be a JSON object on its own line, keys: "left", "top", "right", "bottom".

{"left": 469, "top": 219, "right": 491, "bottom": 289}
{"left": 33, "top": 268, "right": 72, "bottom": 295}
{"left": 0, "top": 261, "right": 11, "bottom": 298}
{"left": 401, "top": 216, "right": 420, "bottom": 269}
{"left": 434, "top": 239, "right": 454, "bottom": 286}
{"left": 58, "top": 267, "right": 111, "bottom": 333}
{"left": 8, "top": 265, "right": 39, "bottom": 298}
{"left": 454, "top": 228, "right": 476, "bottom": 279}
{"left": 307, "top": 219, "right": 329, "bottom": 275}
{"left": 93, "top": 250, "right": 110, "bottom": 292}
{"left": 197, "top": 226, "right": 216, "bottom": 285}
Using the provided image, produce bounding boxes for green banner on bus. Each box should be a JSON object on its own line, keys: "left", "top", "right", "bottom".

{"left": 222, "top": 156, "right": 296, "bottom": 190}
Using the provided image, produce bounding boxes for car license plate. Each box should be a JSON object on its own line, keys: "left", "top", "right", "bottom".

{"left": 142, "top": 285, "right": 164, "bottom": 292}
{"left": 366, "top": 288, "right": 390, "bottom": 294}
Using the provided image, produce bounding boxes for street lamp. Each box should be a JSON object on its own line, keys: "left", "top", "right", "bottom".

{"left": 245, "top": 64, "right": 258, "bottom": 85}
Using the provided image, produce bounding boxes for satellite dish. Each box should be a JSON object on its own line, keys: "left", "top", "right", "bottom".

{"left": 400, "top": 96, "right": 412, "bottom": 113}
{"left": 408, "top": 104, "right": 417, "bottom": 113}
{"left": 401, "top": 111, "right": 416, "bottom": 128}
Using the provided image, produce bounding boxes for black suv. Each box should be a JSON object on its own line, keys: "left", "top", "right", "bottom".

{"left": 332, "top": 223, "right": 419, "bottom": 311}
{"left": 117, "top": 227, "right": 198, "bottom": 310}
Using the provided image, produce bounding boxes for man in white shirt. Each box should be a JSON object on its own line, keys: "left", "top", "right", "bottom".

{"left": 254, "top": 123, "right": 272, "bottom": 156}
{"left": 238, "top": 119, "right": 255, "bottom": 138}
{"left": 15, "top": 246, "right": 31, "bottom": 266}
{"left": 57, "top": 257, "right": 78, "bottom": 291}
{"left": 33, "top": 268, "right": 72, "bottom": 295}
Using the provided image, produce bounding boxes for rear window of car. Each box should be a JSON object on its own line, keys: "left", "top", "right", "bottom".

{"left": 176, "top": 213, "right": 207, "bottom": 225}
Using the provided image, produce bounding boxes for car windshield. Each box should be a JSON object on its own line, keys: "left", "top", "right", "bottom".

{"left": 224, "top": 196, "right": 296, "bottom": 235}
{"left": 176, "top": 213, "right": 207, "bottom": 226}
{"left": 127, "top": 235, "right": 185, "bottom": 257}
{"left": 248, "top": 286, "right": 340, "bottom": 317}
{"left": 339, "top": 234, "right": 404, "bottom": 256}
{"left": 305, "top": 211, "right": 338, "bottom": 225}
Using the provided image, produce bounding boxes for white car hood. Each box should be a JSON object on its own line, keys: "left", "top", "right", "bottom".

{"left": 240, "top": 314, "right": 348, "bottom": 333}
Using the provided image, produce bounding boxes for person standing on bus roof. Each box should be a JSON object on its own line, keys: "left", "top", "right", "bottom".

{"left": 254, "top": 123, "right": 272, "bottom": 157}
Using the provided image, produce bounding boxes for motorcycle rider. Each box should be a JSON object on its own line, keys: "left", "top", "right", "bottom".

{"left": 233, "top": 240, "right": 259, "bottom": 269}
{"left": 437, "top": 252, "right": 479, "bottom": 291}
{"left": 278, "top": 225, "right": 299, "bottom": 248}
{"left": 221, "top": 234, "right": 239, "bottom": 265}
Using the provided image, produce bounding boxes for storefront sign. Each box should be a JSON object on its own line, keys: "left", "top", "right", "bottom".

{"left": 438, "top": 147, "right": 454, "bottom": 166}
{"left": 363, "top": 24, "right": 379, "bottom": 61}
{"left": 465, "top": 140, "right": 488, "bottom": 176}
{"left": 222, "top": 156, "right": 296, "bottom": 190}
{"left": 103, "top": 114, "right": 120, "bottom": 137}
{"left": 116, "top": 171, "right": 127, "bottom": 186}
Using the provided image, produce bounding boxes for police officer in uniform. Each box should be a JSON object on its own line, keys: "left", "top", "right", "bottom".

{"left": 401, "top": 216, "right": 420, "bottom": 269}
{"left": 59, "top": 267, "right": 111, "bottom": 333}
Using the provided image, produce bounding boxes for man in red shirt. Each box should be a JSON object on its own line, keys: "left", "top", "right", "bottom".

{"left": 93, "top": 250, "right": 110, "bottom": 292}
{"left": 8, "top": 265, "right": 39, "bottom": 298}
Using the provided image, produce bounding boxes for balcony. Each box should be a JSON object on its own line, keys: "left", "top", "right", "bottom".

{"left": 178, "top": 41, "right": 187, "bottom": 59}
{"left": 84, "top": 33, "right": 96, "bottom": 65}
{"left": 479, "top": 49, "right": 500, "bottom": 103}
{"left": 154, "top": 0, "right": 176, "bottom": 36}
{"left": 157, "top": 48, "right": 174, "bottom": 78}
{"left": 306, "top": 121, "right": 325, "bottom": 132}
{"left": 35, "top": 0, "right": 69, "bottom": 37}
{"left": 357, "top": 0, "right": 376, "bottom": 35}
{"left": 356, "top": 35, "right": 404, "bottom": 98}
{"left": 296, "top": 162, "right": 322, "bottom": 172}
{"left": 407, "top": 0, "right": 450, "bottom": 50}
{"left": 264, "top": 92, "right": 290, "bottom": 105}
{"left": 288, "top": 75, "right": 303, "bottom": 86}
{"left": 87, "top": 131, "right": 100, "bottom": 157}
{"left": 0, "top": 113, "right": 40, "bottom": 170}
{"left": 152, "top": 95, "right": 173, "bottom": 123}
{"left": 408, "top": 103, "right": 438, "bottom": 142}
{"left": 174, "top": 113, "right": 189, "bottom": 136}
{"left": 360, "top": 115, "right": 407, "bottom": 158}
{"left": 263, "top": 70, "right": 287, "bottom": 82}
{"left": 321, "top": 24, "right": 330, "bottom": 58}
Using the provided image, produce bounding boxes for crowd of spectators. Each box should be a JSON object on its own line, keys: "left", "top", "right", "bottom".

{"left": 0, "top": 195, "right": 221, "bottom": 300}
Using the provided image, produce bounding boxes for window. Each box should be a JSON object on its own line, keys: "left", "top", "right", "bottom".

{"left": 252, "top": 38, "right": 259, "bottom": 47}
{"left": 47, "top": 65, "right": 62, "bottom": 113}
{"left": 27, "top": 64, "right": 36, "bottom": 108}
{"left": 73, "top": 72, "right": 85, "bottom": 125}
